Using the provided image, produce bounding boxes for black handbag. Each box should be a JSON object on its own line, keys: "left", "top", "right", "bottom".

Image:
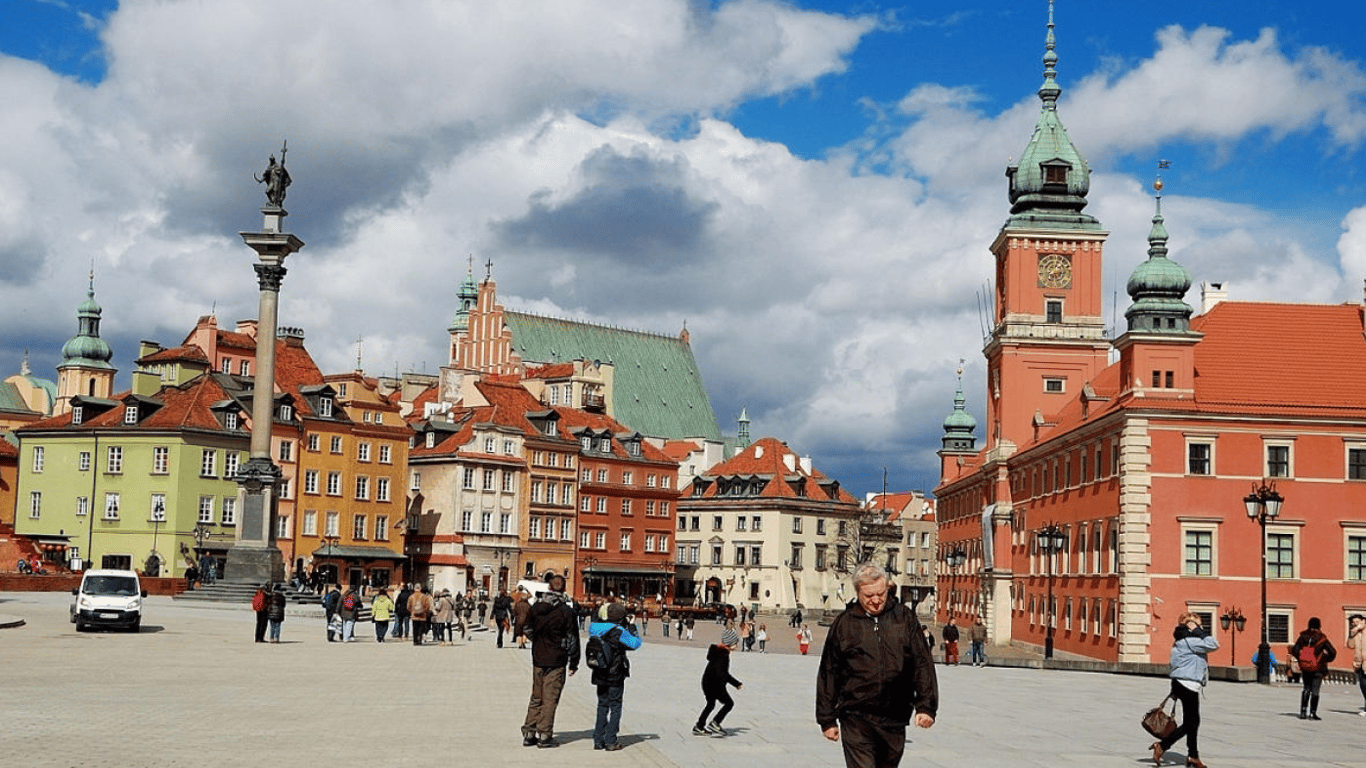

{"left": 1141, "top": 696, "right": 1178, "bottom": 739}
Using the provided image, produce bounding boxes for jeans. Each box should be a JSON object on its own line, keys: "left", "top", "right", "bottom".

{"left": 374, "top": 620, "right": 389, "bottom": 642}
{"left": 1357, "top": 667, "right": 1366, "bottom": 709}
{"left": 342, "top": 619, "right": 355, "bottom": 642}
{"left": 594, "top": 683, "right": 625, "bottom": 748}
{"left": 268, "top": 619, "right": 282, "bottom": 641}
{"left": 412, "top": 619, "right": 428, "bottom": 644}
{"left": 391, "top": 615, "right": 409, "bottom": 638}
{"left": 970, "top": 641, "right": 986, "bottom": 665}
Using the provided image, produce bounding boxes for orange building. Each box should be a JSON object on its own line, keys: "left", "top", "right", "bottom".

{"left": 935, "top": 14, "right": 1366, "bottom": 664}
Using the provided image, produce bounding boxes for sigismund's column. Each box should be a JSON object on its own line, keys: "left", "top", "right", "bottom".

{"left": 226, "top": 147, "right": 302, "bottom": 584}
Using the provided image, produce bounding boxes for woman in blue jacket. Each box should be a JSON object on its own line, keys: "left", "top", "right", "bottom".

{"left": 589, "top": 602, "right": 642, "bottom": 751}
{"left": 1152, "top": 612, "right": 1219, "bottom": 768}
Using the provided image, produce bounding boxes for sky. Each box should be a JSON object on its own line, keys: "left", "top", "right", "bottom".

{"left": 4, "top": 0, "right": 1366, "bottom": 500}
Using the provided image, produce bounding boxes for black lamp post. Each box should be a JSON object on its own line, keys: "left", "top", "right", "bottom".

{"left": 1244, "top": 480, "right": 1284, "bottom": 684}
{"left": 945, "top": 547, "right": 966, "bottom": 619}
{"left": 1037, "top": 524, "right": 1066, "bottom": 659}
{"left": 1219, "top": 606, "right": 1247, "bottom": 667}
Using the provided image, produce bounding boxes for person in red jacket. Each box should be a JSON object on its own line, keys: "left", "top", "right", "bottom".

{"left": 1291, "top": 616, "right": 1338, "bottom": 720}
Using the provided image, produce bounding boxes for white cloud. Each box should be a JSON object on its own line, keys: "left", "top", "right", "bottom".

{"left": 2, "top": 2, "right": 1365, "bottom": 495}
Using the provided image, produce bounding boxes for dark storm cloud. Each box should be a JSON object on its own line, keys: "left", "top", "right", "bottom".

{"left": 0, "top": 238, "right": 48, "bottom": 286}
{"left": 494, "top": 147, "right": 718, "bottom": 267}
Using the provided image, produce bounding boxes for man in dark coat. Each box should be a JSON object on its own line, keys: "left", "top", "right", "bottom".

{"left": 493, "top": 589, "right": 512, "bottom": 648}
{"left": 817, "top": 563, "right": 938, "bottom": 768}
{"left": 520, "top": 575, "right": 580, "bottom": 748}
{"left": 392, "top": 583, "right": 413, "bottom": 639}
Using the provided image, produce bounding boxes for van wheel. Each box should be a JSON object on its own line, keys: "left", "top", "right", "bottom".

{"left": 74, "top": 622, "right": 86, "bottom": 632}
{"left": 129, "top": 620, "right": 140, "bottom": 633}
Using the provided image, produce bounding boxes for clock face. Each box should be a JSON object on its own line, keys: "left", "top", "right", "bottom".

{"left": 1037, "top": 253, "right": 1072, "bottom": 289}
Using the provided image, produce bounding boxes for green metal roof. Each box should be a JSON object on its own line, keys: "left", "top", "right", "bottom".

{"left": 504, "top": 311, "right": 721, "bottom": 441}
{"left": 0, "top": 380, "right": 39, "bottom": 415}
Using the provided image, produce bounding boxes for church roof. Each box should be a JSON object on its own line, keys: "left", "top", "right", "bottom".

{"left": 504, "top": 311, "right": 721, "bottom": 441}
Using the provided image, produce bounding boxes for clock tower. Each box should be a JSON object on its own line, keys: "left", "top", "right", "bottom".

{"left": 984, "top": 2, "right": 1110, "bottom": 448}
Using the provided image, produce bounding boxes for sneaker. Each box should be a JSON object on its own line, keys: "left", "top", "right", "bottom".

{"left": 692, "top": 726, "right": 707, "bottom": 736}
{"left": 521, "top": 734, "right": 538, "bottom": 747}
{"left": 705, "top": 722, "right": 726, "bottom": 736}
{"left": 537, "top": 737, "right": 560, "bottom": 749}
{"left": 603, "top": 743, "right": 623, "bottom": 751}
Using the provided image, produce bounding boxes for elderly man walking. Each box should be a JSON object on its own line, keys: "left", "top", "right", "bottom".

{"left": 520, "top": 574, "right": 580, "bottom": 748}
{"left": 817, "top": 563, "right": 938, "bottom": 768}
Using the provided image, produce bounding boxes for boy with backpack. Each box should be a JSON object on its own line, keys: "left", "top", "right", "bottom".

{"left": 587, "top": 601, "right": 642, "bottom": 751}
{"left": 694, "top": 627, "right": 743, "bottom": 736}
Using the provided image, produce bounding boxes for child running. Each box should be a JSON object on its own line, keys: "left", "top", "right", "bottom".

{"left": 694, "top": 627, "right": 744, "bottom": 736}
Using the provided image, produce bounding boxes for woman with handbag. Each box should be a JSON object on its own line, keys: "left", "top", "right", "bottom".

{"left": 1151, "top": 612, "right": 1218, "bottom": 768}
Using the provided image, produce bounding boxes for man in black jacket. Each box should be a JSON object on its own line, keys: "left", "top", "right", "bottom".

{"left": 520, "top": 574, "right": 580, "bottom": 748}
{"left": 817, "top": 563, "right": 938, "bottom": 768}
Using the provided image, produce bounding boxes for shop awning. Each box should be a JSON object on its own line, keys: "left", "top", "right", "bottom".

{"left": 311, "top": 544, "right": 407, "bottom": 561}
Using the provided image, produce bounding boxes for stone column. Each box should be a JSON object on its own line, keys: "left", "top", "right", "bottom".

{"left": 226, "top": 205, "right": 303, "bottom": 583}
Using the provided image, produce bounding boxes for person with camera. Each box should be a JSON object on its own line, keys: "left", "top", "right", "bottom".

{"left": 1151, "top": 612, "right": 1218, "bottom": 768}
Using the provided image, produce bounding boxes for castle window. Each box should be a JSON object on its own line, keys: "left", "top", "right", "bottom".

{"left": 1043, "top": 378, "right": 1064, "bottom": 394}
{"left": 1045, "top": 299, "right": 1063, "bottom": 323}
{"left": 1044, "top": 165, "right": 1067, "bottom": 184}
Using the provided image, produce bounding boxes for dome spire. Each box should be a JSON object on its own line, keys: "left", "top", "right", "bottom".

{"left": 941, "top": 360, "right": 978, "bottom": 452}
{"left": 1124, "top": 165, "right": 1194, "bottom": 334}
{"left": 1004, "top": 0, "right": 1099, "bottom": 231}
{"left": 60, "top": 266, "right": 114, "bottom": 370}
{"left": 1039, "top": 0, "right": 1061, "bottom": 108}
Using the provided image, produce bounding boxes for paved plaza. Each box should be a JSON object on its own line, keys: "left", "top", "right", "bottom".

{"left": 2, "top": 591, "right": 1364, "bottom": 768}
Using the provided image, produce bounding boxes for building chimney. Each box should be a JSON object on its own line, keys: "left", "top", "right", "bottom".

{"left": 1200, "top": 282, "right": 1227, "bottom": 314}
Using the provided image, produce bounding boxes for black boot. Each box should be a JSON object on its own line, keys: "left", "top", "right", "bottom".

{"left": 1300, "top": 690, "right": 1311, "bottom": 719}
{"left": 1309, "top": 694, "right": 1322, "bottom": 719}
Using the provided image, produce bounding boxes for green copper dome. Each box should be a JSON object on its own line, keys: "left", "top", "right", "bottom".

{"left": 59, "top": 282, "right": 115, "bottom": 370}
{"left": 1005, "top": 2, "right": 1100, "bottom": 232}
{"left": 941, "top": 371, "right": 977, "bottom": 453}
{"left": 448, "top": 268, "right": 479, "bottom": 333}
{"left": 1124, "top": 191, "right": 1193, "bottom": 333}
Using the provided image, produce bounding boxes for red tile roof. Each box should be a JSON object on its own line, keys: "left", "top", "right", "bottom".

{"left": 524, "top": 363, "right": 575, "bottom": 379}
{"left": 697, "top": 436, "right": 858, "bottom": 503}
{"left": 138, "top": 344, "right": 210, "bottom": 364}
{"left": 661, "top": 439, "right": 702, "bottom": 461}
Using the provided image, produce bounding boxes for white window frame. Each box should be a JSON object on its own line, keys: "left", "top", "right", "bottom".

{"left": 304, "top": 469, "right": 319, "bottom": 494}
{"left": 220, "top": 497, "right": 237, "bottom": 526}
{"left": 377, "top": 477, "right": 391, "bottom": 503}
{"left": 153, "top": 446, "right": 169, "bottom": 474}
{"left": 1181, "top": 522, "right": 1218, "bottom": 577}
{"left": 31, "top": 446, "right": 44, "bottom": 473}
{"left": 200, "top": 449, "right": 217, "bottom": 477}
{"left": 1264, "top": 439, "right": 1294, "bottom": 479}
{"left": 104, "top": 492, "right": 121, "bottom": 520}
{"left": 1265, "top": 525, "right": 1299, "bottom": 580}
{"left": 303, "top": 510, "right": 318, "bottom": 537}
{"left": 1186, "top": 436, "right": 1215, "bottom": 476}
{"left": 327, "top": 471, "right": 341, "bottom": 496}
{"left": 29, "top": 491, "right": 41, "bottom": 519}
{"left": 106, "top": 446, "right": 123, "bottom": 474}
{"left": 379, "top": 444, "right": 392, "bottom": 464}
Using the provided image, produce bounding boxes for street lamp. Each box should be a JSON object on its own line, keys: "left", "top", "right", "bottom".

{"left": 1244, "top": 480, "right": 1284, "bottom": 685}
{"left": 1219, "top": 606, "right": 1247, "bottom": 667}
{"left": 945, "top": 547, "right": 966, "bottom": 619}
{"left": 1037, "top": 525, "right": 1066, "bottom": 659}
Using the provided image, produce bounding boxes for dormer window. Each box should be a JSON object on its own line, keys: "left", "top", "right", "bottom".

{"left": 627, "top": 441, "right": 641, "bottom": 457}
{"left": 221, "top": 358, "right": 232, "bottom": 374}
{"left": 279, "top": 404, "right": 293, "bottom": 421}
{"left": 1044, "top": 165, "right": 1067, "bottom": 184}
{"left": 225, "top": 412, "right": 238, "bottom": 430}
{"left": 598, "top": 437, "right": 611, "bottom": 452}
{"left": 580, "top": 435, "right": 592, "bottom": 451}
{"left": 425, "top": 432, "right": 436, "bottom": 449}
{"left": 544, "top": 421, "right": 558, "bottom": 437}
{"left": 319, "top": 397, "right": 334, "bottom": 418}
{"left": 123, "top": 405, "right": 138, "bottom": 424}
{"left": 72, "top": 406, "right": 83, "bottom": 425}
{"left": 239, "top": 360, "right": 250, "bottom": 376}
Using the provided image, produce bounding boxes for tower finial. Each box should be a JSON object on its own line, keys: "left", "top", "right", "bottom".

{"left": 1039, "top": 0, "right": 1060, "bottom": 108}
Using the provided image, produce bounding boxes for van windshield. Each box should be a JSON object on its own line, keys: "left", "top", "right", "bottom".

{"left": 84, "top": 576, "right": 138, "bottom": 596}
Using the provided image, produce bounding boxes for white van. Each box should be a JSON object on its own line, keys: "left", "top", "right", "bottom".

{"left": 70, "top": 569, "right": 147, "bottom": 632}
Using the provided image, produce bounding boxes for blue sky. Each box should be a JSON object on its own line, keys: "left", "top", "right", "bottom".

{"left": 4, "top": 1, "right": 1366, "bottom": 498}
